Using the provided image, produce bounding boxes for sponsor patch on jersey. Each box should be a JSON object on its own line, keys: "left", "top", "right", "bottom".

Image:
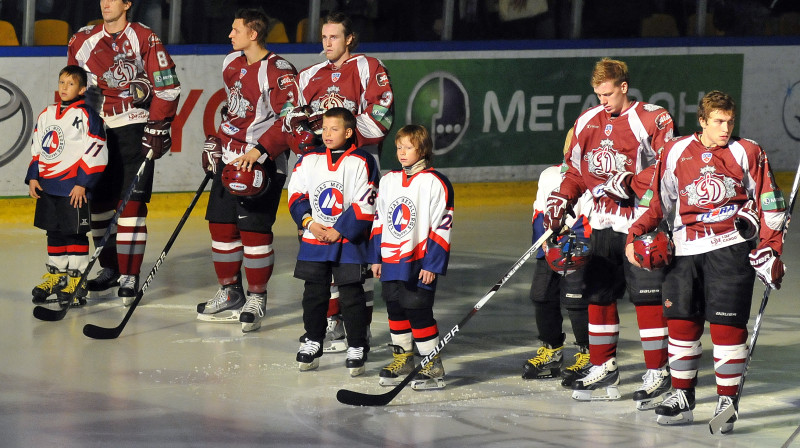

{"left": 274, "top": 59, "right": 292, "bottom": 71}
{"left": 331, "top": 72, "right": 341, "bottom": 83}
{"left": 313, "top": 181, "right": 345, "bottom": 222}
{"left": 376, "top": 72, "right": 389, "bottom": 87}
{"left": 761, "top": 191, "right": 785, "bottom": 211}
{"left": 638, "top": 189, "right": 653, "bottom": 207}
{"left": 278, "top": 74, "right": 294, "bottom": 90}
{"left": 702, "top": 152, "right": 712, "bottom": 163}
{"left": 153, "top": 69, "right": 178, "bottom": 87}
{"left": 697, "top": 204, "right": 737, "bottom": 223}
{"left": 656, "top": 111, "right": 673, "bottom": 130}
{"left": 221, "top": 122, "right": 240, "bottom": 135}
{"left": 388, "top": 196, "right": 417, "bottom": 238}
{"left": 604, "top": 124, "right": 612, "bottom": 136}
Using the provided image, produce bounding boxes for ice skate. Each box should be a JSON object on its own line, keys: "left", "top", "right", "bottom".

{"left": 560, "top": 345, "right": 591, "bottom": 388}
{"left": 345, "top": 346, "right": 367, "bottom": 377}
{"left": 521, "top": 342, "right": 563, "bottom": 379}
{"left": 709, "top": 395, "right": 738, "bottom": 434}
{"left": 196, "top": 282, "right": 245, "bottom": 323}
{"left": 86, "top": 267, "right": 120, "bottom": 298}
{"left": 323, "top": 314, "right": 347, "bottom": 353}
{"left": 239, "top": 292, "right": 266, "bottom": 333}
{"left": 571, "top": 358, "right": 621, "bottom": 401}
{"left": 31, "top": 264, "right": 66, "bottom": 304}
{"left": 118, "top": 274, "right": 139, "bottom": 307}
{"left": 56, "top": 269, "right": 87, "bottom": 308}
{"left": 410, "top": 354, "right": 445, "bottom": 390}
{"left": 379, "top": 345, "right": 414, "bottom": 386}
{"left": 297, "top": 338, "right": 322, "bottom": 371}
{"left": 655, "top": 388, "right": 695, "bottom": 425}
{"left": 632, "top": 367, "right": 672, "bottom": 410}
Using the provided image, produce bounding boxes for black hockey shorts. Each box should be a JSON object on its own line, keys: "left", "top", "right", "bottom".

{"left": 34, "top": 191, "right": 91, "bottom": 235}
{"left": 583, "top": 228, "right": 664, "bottom": 306}
{"left": 294, "top": 260, "right": 368, "bottom": 286}
{"left": 529, "top": 257, "right": 586, "bottom": 310}
{"left": 205, "top": 158, "right": 286, "bottom": 233}
{"left": 662, "top": 242, "right": 755, "bottom": 327}
{"left": 93, "top": 123, "right": 154, "bottom": 204}
{"left": 382, "top": 279, "right": 436, "bottom": 310}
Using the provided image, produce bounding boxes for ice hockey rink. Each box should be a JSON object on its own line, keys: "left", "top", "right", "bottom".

{"left": 2, "top": 182, "right": 800, "bottom": 448}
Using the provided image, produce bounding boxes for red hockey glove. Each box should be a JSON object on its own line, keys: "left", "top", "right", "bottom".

{"left": 749, "top": 247, "right": 785, "bottom": 290}
{"left": 307, "top": 109, "right": 323, "bottom": 134}
{"left": 602, "top": 171, "right": 633, "bottom": 201}
{"left": 735, "top": 199, "right": 760, "bottom": 240}
{"left": 543, "top": 191, "right": 573, "bottom": 234}
{"left": 201, "top": 135, "right": 222, "bottom": 174}
{"left": 283, "top": 105, "right": 312, "bottom": 134}
{"left": 128, "top": 77, "right": 152, "bottom": 108}
{"left": 141, "top": 120, "right": 172, "bottom": 159}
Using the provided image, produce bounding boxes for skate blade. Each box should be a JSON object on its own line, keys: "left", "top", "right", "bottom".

{"left": 241, "top": 321, "right": 262, "bottom": 333}
{"left": 656, "top": 410, "right": 693, "bottom": 426}
{"left": 410, "top": 378, "right": 445, "bottom": 390}
{"left": 636, "top": 390, "right": 672, "bottom": 410}
{"left": 121, "top": 297, "right": 135, "bottom": 307}
{"left": 572, "top": 385, "right": 621, "bottom": 401}
{"left": 88, "top": 287, "right": 117, "bottom": 299}
{"left": 298, "top": 359, "right": 320, "bottom": 371}
{"left": 378, "top": 376, "right": 402, "bottom": 386}
{"left": 323, "top": 339, "right": 347, "bottom": 353}
{"left": 349, "top": 366, "right": 366, "bottom": 377}
{"left": 521, "top": 369, "right": 560, "bottom": 380}
{"left": 196, "top": 310, "right": 241, "bottom": 323}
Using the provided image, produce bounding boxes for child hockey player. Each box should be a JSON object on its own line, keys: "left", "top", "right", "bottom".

{"left": 626, "top": 90, "right": 785, "bottom": 432}
{"left": 26, "top": 65, "right": 107, "bottom": 307}
{"left": 370, "top": 124, "right": 454, "bottom": 390}
{"left": 288, "top": 108, "right": 379, "bottom": 376}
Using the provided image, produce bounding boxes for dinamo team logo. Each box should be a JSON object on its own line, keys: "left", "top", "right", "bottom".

{"left": 0, "top": 77, "right": 33, "bottom": 167}
{"left": 406, "top": 71, "right": 469, "bottom": 156}
{"left": 680, "top": 166, "right": 739, "bottom": 210}
{"left": 585, "top": 138, "right": 630, "bottom": 177}
{"left": 313, "top": 181, "right": 345, "bottom": 223}
{"left": 40, "top": 125, "right": 65, "bottom": 161}
{"left": 388, "top": 196, "right": 416, "bottom": 238}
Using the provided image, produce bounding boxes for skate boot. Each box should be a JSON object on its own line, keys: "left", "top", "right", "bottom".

{"left": 560, "top": 345, "right": 591, "bottom": 388}
{"left": 297, "top": 338, "right": 322, "bottom": 371}
{"left": 239, "top": 292, "right": 266, "bottom": 333}
{"left": 632, "top": 367, "right": 672, "bottom": 410}
{"left": 346, "top": 346, "right": 368, "bottom": 377}
{"left": 521, "top": 342, "right": 563, "bottom": 379}
{"left": 710, "top": 395, "right": 738, "bottom": 434}
{"left": 379, "top": 345, "right": 414, "bottom": 386}
{"left": 31, "top": 265, "right": 66, "bottom": 304}
{"left": 571, "top": 358, "right": 621, "bottom": 401}
{"left": 86, "top": 267, "right": 120, "bottom": 298}
{"left": 411, "top": 354, "right": 445, "bottom": 390}
{"left": 323, "top": 314, "right": 347, "bottom": 353}
{"left": 56, "top": 269, "right": 87, "bottom": 307}
{"left": 655, "top": 388, "right": 695, "bottom": 425}
{"left": 196, "top": 281, "right": 246, "bottom": 322}
{"left": 118, "top": 274, "right": 139, "bottom": 307}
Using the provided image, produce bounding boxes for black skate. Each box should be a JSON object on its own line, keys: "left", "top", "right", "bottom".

{"left": 411, "top": 354, "right": 445, "bottom": 390}
{"left": 345, "top": 346, "right": 368, "bottom": 377}
{"left": 571, "top": 358, "right": 621, "bottom": 401}
{"left": 522, "top": 343, "right": 563, "bottom": 379}
{"left": 56, "top": 269, "right": 88, "bottom": 307}
{"left": 560, "top": 345, "right": 591, "bottom": 388}
{"left": 118, "top": 274, "right": 139, "bottom": 307}
{"left": 709, "top": 395, "right": 738, "bottom": 434}
{"left": 86, "top": 267, "right": 120, "bottom": 298}
{"left": 632, "top": 367, "right": 672, "bottom": 410}
{"left": 297, "top": 338, "right": 322, "bottom": 371}
{"left": 32, "top": 265, "right": 66, "bottom": 304}
{"left": 196, "top": 281, "right": 245, "bottom": 323}
{"left": 655, "top": 388, "right": 695, "bottom": 425}
{"left": 240, "top": 292, "right": 266, "bottom": 333}
{"left": 379, "top": 345, "right": 414, "bottom": 386}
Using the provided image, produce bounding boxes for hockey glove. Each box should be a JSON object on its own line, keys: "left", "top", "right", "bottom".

{"left": 602, "top": 171, "right": 633, "bottom": 201}
{"left": 307, "top": 109, "right": 324, "bottom": 134}
{"left": 283, "top": 105, "right": 312, "bottom": 134}
{"left": 128, "top": 77, "right": 153, "bottom": 108}
{"left": 142, "top": 120, "right": 172, "bottom": 159}
{"left": 749, "top": 247, "right": 785, "bottom": 290}
{"left": 201, "top": 135, "right": 222, "bottom": 174}
{"left": 543, "top": 191, "right": 574, "bottom": 234}
{"left": 735, "top": 199, "right": 760, "bottom": 240}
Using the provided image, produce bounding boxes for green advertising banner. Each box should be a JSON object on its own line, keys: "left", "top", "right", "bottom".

{"left": 382, "top": 54, "right": 744, "bottom": 170}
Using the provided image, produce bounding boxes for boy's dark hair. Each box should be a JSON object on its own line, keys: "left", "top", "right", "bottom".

{"left": 323, "top": 107, "right": 357, "bottom": 132}
{"left": 236, "top": 8, "right": 270, "bottom": 48}
{"left": 324, "top": 11, "right": 358, "bottom": 52}
{"left": 60, "top": 65, "right": 87, "bottom": 88}
{"left": 395, "top": 124, "right": 433, "bottom": 163}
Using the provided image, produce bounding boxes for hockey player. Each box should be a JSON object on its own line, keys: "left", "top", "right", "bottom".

{"left": 288, "top": 108, "right": 379, "bottom": 376}
{"left": 68, "top": 0, "right": 180, "bottom": 306}
{"left": 196, "top": 8, "right": 300, "bottom": 333}
{"left": 26, "top": 65, "right": 108, "bottom": 307}
{"left": 543, "top": 58, "right": 673, "bottom": 408}
{"left": 523, "top": 128, "right": 592, "bottom": 387}
{"left": 291, "top": 11, "right": 394, "bottom": 352}
{"left": 626, "top": 90, "right": 786, "bottom": 432}
{"left": 370, "top": 124, "right": 454, "bottom": 390}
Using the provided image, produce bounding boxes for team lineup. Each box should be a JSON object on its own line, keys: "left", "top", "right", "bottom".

{"left": 21, "top": 0, "right": 792, "bottom": 440}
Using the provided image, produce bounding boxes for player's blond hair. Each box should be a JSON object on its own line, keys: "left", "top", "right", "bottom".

{"left": 395, "top": 125, "right": 433, "bottom": 163}
{"left": 591, "top": 58, "right": 629, "bottom": 88}
{"left": 698, "top": 90, "right": 736, "bottom": 122}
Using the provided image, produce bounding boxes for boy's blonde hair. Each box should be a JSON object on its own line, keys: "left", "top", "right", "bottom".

{"left": 395, "top": 125, "right": 433, "bottom": 162}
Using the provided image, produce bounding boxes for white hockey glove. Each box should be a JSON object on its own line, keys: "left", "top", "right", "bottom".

{"left": 201, "top": 135, "right": 222, "bottom": 174}
{"left": 601, "top": 171, "right": 633, "bottom": 201}
{"left": 749, "top": 247, "right": 785, "bottom": 290}
{"left": 734, "top": 199, "right": 759, "bottom": 240}
{"left": 543, "top": 191, "right": 573, "bottom": 234}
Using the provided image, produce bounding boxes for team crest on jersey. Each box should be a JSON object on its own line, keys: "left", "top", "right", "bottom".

{"left": 387, "top": 197, "right": 417, "bottom": 238}
{"left": 313, "top": 181, "right": 345, "bottom": 223}
{"left": 102, "top": 53, "right": 140, "bottom": 88}
{"left": 240, "top": 68, "right": 247, "bottom": 79}
{"left": 40, "top": 125, "right": 65, "bottom": 160}
{"left": 604, "top": 124, "right": 612, "bottom": 136}
{"left": 312, "top": 86, "right": 356, "bottom": 112}
{"left": 702, "top": 152, "right": 712, "bottom": 163}
{"left": 331, "top": 72, "right": 341, "bottom": 83}
{"left": 680, "top": 166, "right": 739, "bottom": 210}
{"left": 584, "top": 138, "right": 630, "bottom": 177}
{"left": 227, "top": 80, "right": 254, "bottom": 119}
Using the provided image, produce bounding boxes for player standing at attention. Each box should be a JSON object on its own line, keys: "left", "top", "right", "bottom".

{"left": 543, "top": 58, "right": 674, "bottom": 408}
{"left": 196, "top": 8, "right": 301, "bottom": 333}
{"left": 288, "top": 108, "right": 379, "bottom": 376}
{"left": 27, "top": 65, "right": 108, "bottom": 307}
{"left": 68, "top": 0, "right": 180, "bottom": 306}
{"left": 626, "top": 90, "right": 785, "bottom": 432}
{"left": 370, "top": 124, "right": 454, "bottom": 390}
{"left": 289, "top": 11, "right": 394, "bottom": 353}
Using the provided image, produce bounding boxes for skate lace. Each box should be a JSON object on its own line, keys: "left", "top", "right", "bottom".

{"left": 346, "top": 346, "right": 364, "bottom": 361}
{"left": 206, "top": 287, "right": 229, "bottom": 308}
{"left": 384, "top": 352, "right": 411, "bottom": 372}
{"left": 526, "top": 345, "right": 559, "bottom": 366}
{"left": 119, "top": 275, "right": 137, "bottom": 290}
{"left": 715, "top": 395, "right": 734, "bottom": 416}
{"left": 662, "top": 390, "right": 689, "bottom": 410}
{"left": 61, "top": 276, "right": 80, "bottom": 293}
{"left": 242, "top": 294, "right": 265, "bottom": 317}
{"left": 640, "top": 368, "right": 665, "bottom": 391}
{"left": 299, "top": 339, "right": 321, "bottom": 356}
{"left": 565, "top": 352, "right": 590, "bottom": 372}
{"left": 37, "top": 272, "right": 64, "bottom": 290}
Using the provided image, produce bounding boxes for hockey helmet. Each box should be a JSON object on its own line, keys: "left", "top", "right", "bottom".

{"left": 632, "top": 230, "right": 674, "bottom": 271}
{"left": 544, "top": 231, "right": 591, "bottom": 276}
{"left": 221, "top": 162, "right": 269, "bottom": 197}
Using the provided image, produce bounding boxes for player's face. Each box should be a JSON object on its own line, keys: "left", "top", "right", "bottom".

{"left": 321, "top": 116, "right": 353, "bottom": 150}
{"left": 58, "top": 73, "right": 86, "bottom": 102}
{"left": 396, "top": 136, "right": 421, "bottom": 168}
{"left": 593, "top": 80, "right": 629, "bottom": 115}
{"left": 699, "top": 109, "right": 735, "bottom": 147}
{"left": 229, "top": 19, "right": 255, "bottom": 52}
{"left": 321, "top": 23, "right": 352, "bottom": 65}
{"left": 100, "top": 0, "right": 130, "bottom": 23}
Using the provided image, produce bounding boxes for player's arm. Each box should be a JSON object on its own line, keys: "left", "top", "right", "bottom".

{"left": 355, "top": 59, "right": 393, "bottom": 144}
{"left": 333, "top": 156, "right": 379, "bottom": 241}
{"left": 422, "top": 174, "right": 455, "bottom": 277}
{"left": 287, "top": 159, "right": 312, "bottom": 228}
{"left": 25, "top": 110, "right": 47, "bottom": 197}
{"left": 254, "top": 58, "right": 300, "bottom": 159}
{"left": 77, "top": 107, "right": 108, "bottom": 191}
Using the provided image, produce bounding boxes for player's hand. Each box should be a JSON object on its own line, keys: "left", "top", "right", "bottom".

{"left": 543, "top": 191, "right": 573, "bottom": 233}
{"left": 128, "top": 76, "right": 152, "bottom": 107}
{"left": 749, "top": 247, "right": 785, "bottom": 289}
{"left": 307, "top": 110, "right": 323, "bottom": 134}
{"left": 625, "top": 242, "right": 641, "bottom": 268}
{"left": 28, "top": 180, "right": 42, "bottom": 199}
{"left": 231, "top": 147, "right": 261, "bottom": 172}
{"left": 69, "top": 185, "right": 86, "bottom": 208}
{"left": 283, "top": 105, "right": 311, "bottom": 134}
{"left": 322, "top": 227, "right": 342, "bottom": 243}
{"left": 201, "top": 135, "right": 222, "bottom": 174}
{"left": 308, "top": 222, "right": 327, "bottom": 242}
{"left": 419, "top": 269, "right": 436, "bottom": 285}
{"left": 371, "top": 263, "right": 382, "bottom": 279}
{"left": 735, "top": 199, "right": 760, "bottom": 240}
{"left": 602, "top": 171, "right": 633, "bottom": 201}
{"left": 142, "top": 120, "right": 172, "bottom": 159}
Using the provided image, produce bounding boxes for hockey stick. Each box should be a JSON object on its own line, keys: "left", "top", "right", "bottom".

{"left": 33, "top": 150, "right": 155, "bottom": 322}
{"left": 336, "top": 228, "right": 555, "bottom": 406}
{"left": 83, "top": 172, "right": 212, "bottom": 339}
{"left": 709, "top": 162, "right": 800, "bottom": 434}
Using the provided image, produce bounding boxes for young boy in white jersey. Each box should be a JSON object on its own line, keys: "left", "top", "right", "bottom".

{"left": 26, "top": 65, "right": 108, "bottom": 307}
{"left": 370, "top": 125, "right": 454, "bottom": 390}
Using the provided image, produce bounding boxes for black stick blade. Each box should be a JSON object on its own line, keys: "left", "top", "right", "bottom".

{"left": 32, "top": 304, "right": 69, "bottom": 321}
{"left": 83, "top": 323, "right": 122, "bottom": 340}
{"left": 336, "top": 387, "right": 400, "bottom": 407}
